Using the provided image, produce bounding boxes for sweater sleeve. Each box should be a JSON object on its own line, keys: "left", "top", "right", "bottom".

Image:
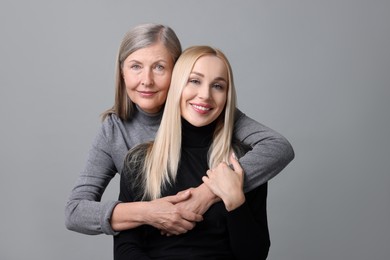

{"left": 64, "top": 117, "right": 120, "bottom": 235}
{"left": 227, "top": 183, "right": 270, "bottom": 260}
{"left": 233, "top": 108, "right": 295, "bottom": 192}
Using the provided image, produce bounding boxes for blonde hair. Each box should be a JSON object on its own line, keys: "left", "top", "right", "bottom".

{"left": 140, "top": 46, "right": 237, "bottom": 200}
{"left": 101, "top": 23, "right": 182, "bottom": 121}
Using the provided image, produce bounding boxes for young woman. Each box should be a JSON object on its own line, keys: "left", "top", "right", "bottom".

{"left": 114, "top": 46, "right": 270, "bottom": 259}
{"left": 65, "top": 23, "right": 294, "bottom": 236}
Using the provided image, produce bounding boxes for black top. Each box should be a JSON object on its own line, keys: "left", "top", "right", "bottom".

{"left": 114, "top": 118, "right": 270, "bottom": 260}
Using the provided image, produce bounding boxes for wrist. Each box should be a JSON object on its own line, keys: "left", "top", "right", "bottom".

{"left": 224, "top": 192, "right": 245, "bottom": 212}
{"left": 111, "top": 202, "right": 150, "bottom": 231}
{"left": 199, "top": 183, "right": 220, "bottom": 204}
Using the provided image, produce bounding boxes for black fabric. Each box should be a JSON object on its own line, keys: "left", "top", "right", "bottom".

{"left": 114, "top": 118, "right": 270, "bottom": 259}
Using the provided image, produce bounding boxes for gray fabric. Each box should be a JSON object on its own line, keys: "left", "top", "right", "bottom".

{"left": 233, "top": 110, "right": 295, "bottom": 192}
{"left": 65, "top": 107, "right": 294, "bottom": 235}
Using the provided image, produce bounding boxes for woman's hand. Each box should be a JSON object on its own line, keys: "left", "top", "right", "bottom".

{"left": 111, "top": 190, "right": 203, "bottom": 235}
{"left": 148, "top": 191, "right": 204, "bottom": 235}
{"left": 202, "top": 153, "right": 245, "bottom": 211}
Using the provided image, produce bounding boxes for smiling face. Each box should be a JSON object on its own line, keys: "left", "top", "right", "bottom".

{"left": 180, "top": 55, "right": 228, "bottom": 127}
{"left": 122, "top": 42, "right": 174, "bottom": 114}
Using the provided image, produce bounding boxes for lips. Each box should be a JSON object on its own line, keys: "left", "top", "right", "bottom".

{"left": 138, "top": 90, "right": 157, "bottom": 97}
{"left": 191, "top": 103, "right": 212, "bottom": 114}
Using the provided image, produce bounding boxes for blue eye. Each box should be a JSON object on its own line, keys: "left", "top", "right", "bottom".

{"left": 131, "top": 64, "right": 142, "bottom": 70}
{"left": 213, "top": 83, "right": 224, "bottom": 90}
{"left": 155, "top": 64, "right": 165, "bottom": 71}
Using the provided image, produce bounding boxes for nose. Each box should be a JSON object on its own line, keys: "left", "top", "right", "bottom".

{"left": 141, "top": 68, "right": 154, "bottom": 86}
{"left": 198, "top": 84, "right": 211, "bottom": 100}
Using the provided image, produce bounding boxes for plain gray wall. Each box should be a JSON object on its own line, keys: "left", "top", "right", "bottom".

{"left": 1, "top": 0, "right": 389, "bottom": 259}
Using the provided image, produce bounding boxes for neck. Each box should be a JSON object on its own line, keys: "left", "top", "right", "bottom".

{"left": 181, "top": 118, "right": 216, "bottom": 147}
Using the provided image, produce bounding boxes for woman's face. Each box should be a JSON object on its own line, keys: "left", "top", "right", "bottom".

{"left": 122, "top": 43, "right": 174, "bottom": 114}
{"left": 180, "top": 55, "right": 228, "bottom": 127}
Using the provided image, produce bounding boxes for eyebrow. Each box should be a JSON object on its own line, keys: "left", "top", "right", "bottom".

{"left": 126, "top": 59, "right": 168, "bottom": 64}
{"left": 190, "top": 71, "right": 227, "bottom": 82}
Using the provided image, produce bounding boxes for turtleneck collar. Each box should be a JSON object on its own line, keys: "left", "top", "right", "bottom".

{"left": 181, "top": 118, "right": 216, "bottom": 148}
{"left": 132, "top": 104, "right": 163, "bottom": 126}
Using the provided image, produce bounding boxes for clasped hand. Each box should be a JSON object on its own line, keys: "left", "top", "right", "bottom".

{"left": 159, "top": 153, "right": 245, "bottom": 236}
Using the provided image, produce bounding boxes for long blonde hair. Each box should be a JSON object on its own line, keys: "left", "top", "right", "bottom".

{"left": 138, "top": 46, "right": 237, "bottom": 200}
{"left": 101, "top": 23, "right": 182, "bottom": 121}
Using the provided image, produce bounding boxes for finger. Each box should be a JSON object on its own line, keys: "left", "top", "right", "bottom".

{"left": 176, "top": 188, "right": 193, "bottom": 196}
{"left": 160, "top": 219, "right": 198, "bottom": 235}
{"left": 181, "top": 211, "right": 203, "bottom": 223}
{"left": 163, "top": 190, "right": 191, "bottom": 204}
{"left": 230, "top": 152, "right": 242, "bottom": 171}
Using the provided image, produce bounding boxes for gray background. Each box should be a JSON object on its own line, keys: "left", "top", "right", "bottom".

{"left": 1, "top": 0, "right": 389, "bottom": 259}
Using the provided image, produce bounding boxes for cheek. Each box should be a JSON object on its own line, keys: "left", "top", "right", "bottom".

{"left": 122, "top": 74, "right": 132, "bottom": 87}
{"left": 180, "top": 92, "right": 189, "bottom": 110}
{"left": 123, "top": 71, "right": 139, "bottom": 87}
{"left": 215, "top": 94, "right": 227, "bottom": 109}
{"left": 161, "top": 75, "right": 172, "bottom": 90}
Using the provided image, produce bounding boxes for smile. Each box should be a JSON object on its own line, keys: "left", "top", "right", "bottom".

{"left": 192, "top": 104, "right": 212, "bottom": 111}
{"left": 138, "top": 91, "right": 157, "bottom": 97}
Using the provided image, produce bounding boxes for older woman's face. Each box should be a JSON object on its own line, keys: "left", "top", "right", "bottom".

{"left": 180, "top": 55, "right": 228, "bottom": 127}
{"left": 122, "top": 43, "right": 174, "bottom": 113}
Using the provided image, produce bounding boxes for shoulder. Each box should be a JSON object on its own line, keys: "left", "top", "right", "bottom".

{"left": 101, "top": 113, "right": 123, "bottom": 128}
{"left": 99, "top": 113, "right": 128, "bottom": 137}
{"left": 233, "top": 108, "right": 266, "bottom": 129}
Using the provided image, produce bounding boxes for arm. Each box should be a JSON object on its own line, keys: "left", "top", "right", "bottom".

{"left": 64, "top": 120, "right": 119, "bottom": 235}
{"left": 234, "top": 108, "right": 295, "bottom": 192}
{"left": 111, "top": 193, "right": 203, "bottom": 235}
{"left": 202, "top": 153, "right": 245, "bottom": 212}
{"left": 173, "top": 108, "right": 295, "bottom": 219}
{"left": 65, "top": 116, "right": 202, "bottom": 236}
{"left": 203, "top": 153, "right": 270, "bottom": 260}
{"left": 115, "top": 144, "right": 203, "bottom": 235}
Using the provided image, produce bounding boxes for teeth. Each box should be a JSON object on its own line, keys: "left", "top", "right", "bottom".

{"left": 193, "top": 104, "right": 210, "bottom": 111}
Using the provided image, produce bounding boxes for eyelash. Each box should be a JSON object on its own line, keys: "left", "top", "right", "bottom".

{"left": 189, "top": 79, "right": 200, "bottom": 84}
{"left": 129, "top": 64, "right": 165, "bottom": 71}
{"left": 131, "top": 64, "right": 141, "bottom": 70}
{"left": 155, "top": 64, "right": 164, "bottom": 71}
{"left": 188, "top": 79, "right": 225, "bottom": 90}
{"left": 213, "top": 84, "right": 224, "bottom": 90}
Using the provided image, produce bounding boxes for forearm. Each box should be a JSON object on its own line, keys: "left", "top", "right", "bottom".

{"left": 110, "top": 201, "right": 154, "bottom": 231}
{"left": 65, "top": 165, "right": 118, "bottom": 235}
{"left": 240, "top": 134, "right": 294, "bottom": 192}
{"left": 65, "top": 199, "right": 119, "bottom": 235}
{"left": 175, "top": 183, "right": 221, "bottom": 216}
{"left": 234, "top": 109, "right": 295, "bottom": 192}
{"left": 196, "top": 183, "right": 221, "bottom": 212}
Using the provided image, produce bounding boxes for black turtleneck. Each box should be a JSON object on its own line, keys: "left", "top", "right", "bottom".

{"left": 115, "top": 118, "right": 270, "bottom": 260}
{"left": 163, "top": 118, "right": 216, "bottom": 196}
{"left": 181, "top": 117, "right": 215, "bottom": 147}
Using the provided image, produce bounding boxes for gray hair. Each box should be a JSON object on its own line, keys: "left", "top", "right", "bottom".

{"left": 102, "top": 23, "right": 182, "bottom": 121}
